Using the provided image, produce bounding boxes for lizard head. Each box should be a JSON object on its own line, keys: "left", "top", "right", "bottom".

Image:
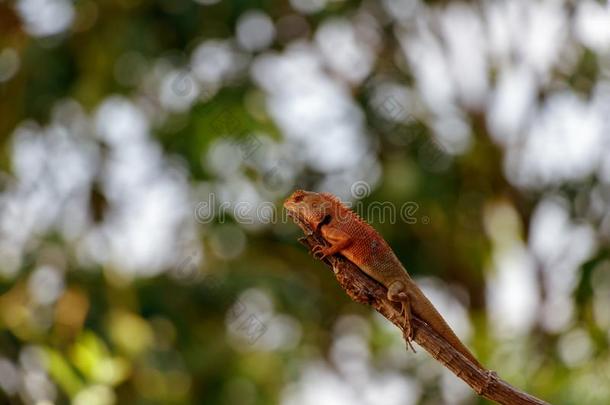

{"left": 284, "top": 190, "right": 332, "bottom": 229}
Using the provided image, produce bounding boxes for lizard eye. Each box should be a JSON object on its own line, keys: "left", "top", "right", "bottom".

{"left": 293, "top": 195, "right": 304, "bottom": 203}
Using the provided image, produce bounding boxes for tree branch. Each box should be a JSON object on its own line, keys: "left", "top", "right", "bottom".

{"left": 289, "top": 213, "right": 549, "bottom": 405}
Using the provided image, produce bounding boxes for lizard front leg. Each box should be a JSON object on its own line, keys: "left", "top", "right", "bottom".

{"left": 312, "top": 226, "right": 352, "bottom": 260}
{"left": 387, "top": 280, "right": 416, "bottom": 352}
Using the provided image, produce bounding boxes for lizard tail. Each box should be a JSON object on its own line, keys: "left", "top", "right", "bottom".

{"left": 410, "top": 288, "right": 485, "bottom": 370}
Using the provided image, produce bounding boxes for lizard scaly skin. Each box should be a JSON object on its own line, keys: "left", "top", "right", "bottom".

{"left": 284, "top": 189, "right": 484, "bottom": 369}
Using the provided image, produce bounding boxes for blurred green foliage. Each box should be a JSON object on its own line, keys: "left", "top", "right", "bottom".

{"left": 2, "top": 0, "right": 610, "bottom": 404}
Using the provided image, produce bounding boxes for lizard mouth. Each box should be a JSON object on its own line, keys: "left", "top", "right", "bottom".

{"left": 285, "top": 205, "right": 313, "bottom": 236}
{"left": 285, "top": 206, "right": 302, "bottom": 222}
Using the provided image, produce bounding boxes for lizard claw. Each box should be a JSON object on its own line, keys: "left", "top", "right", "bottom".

{"left": 403, "top": 329, "right": 416, "bottom": 353}
{"left": 403, "top": 332, "right": 416, "bottom": 353}
{"left": 400, "top": 303, "right": 416, "bottom": 353}
{"left": 311, "top": 245, "right": 327, "bottom": 260}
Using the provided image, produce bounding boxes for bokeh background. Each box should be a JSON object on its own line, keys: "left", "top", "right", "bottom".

{"left": 2, "top": 0, "right": 610, "bottom": 403}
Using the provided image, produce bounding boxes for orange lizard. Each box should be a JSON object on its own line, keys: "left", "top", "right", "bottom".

{"left": 284, "top": 189, "right": 484, "bottom": 369}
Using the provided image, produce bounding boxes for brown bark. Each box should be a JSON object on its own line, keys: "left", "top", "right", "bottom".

{"left": 290, "top": 214, "right": 549, "bottom": 405}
